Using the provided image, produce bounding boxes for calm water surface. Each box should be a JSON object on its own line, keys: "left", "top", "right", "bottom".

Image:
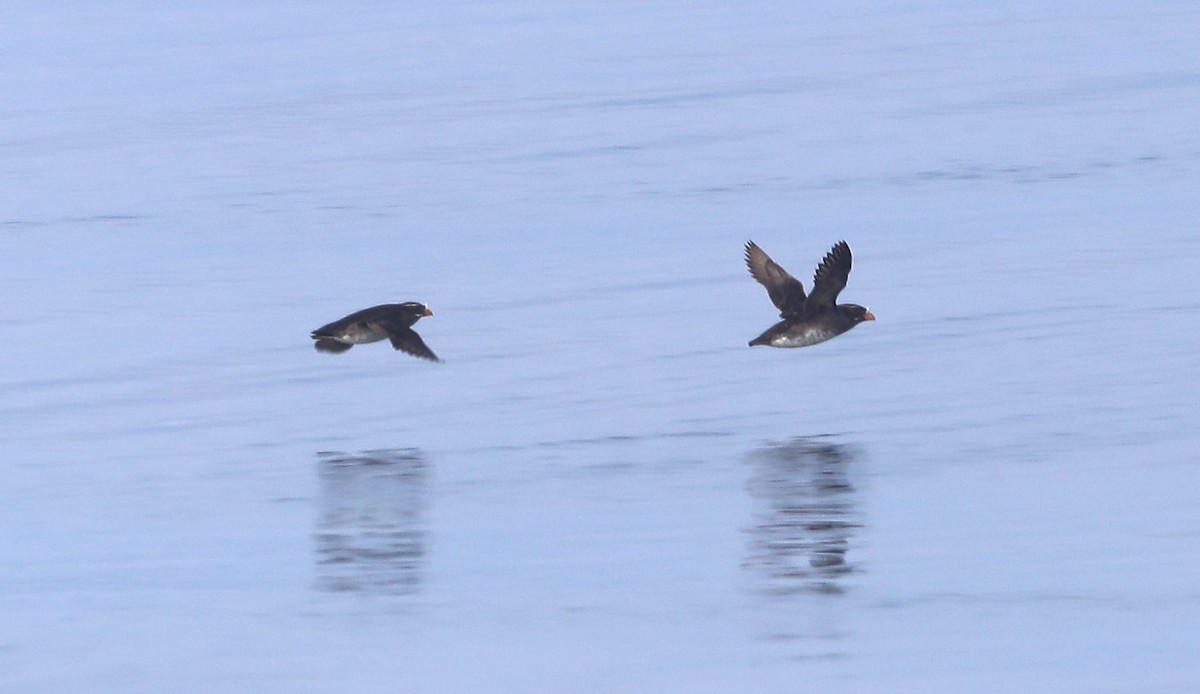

{"left": 4, "top": 2, "right": 1200, "bottom": 691}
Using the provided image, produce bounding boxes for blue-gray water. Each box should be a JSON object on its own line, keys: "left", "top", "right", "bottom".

{"left": 4, "top": 2, "right": 1200, "bottom": 691}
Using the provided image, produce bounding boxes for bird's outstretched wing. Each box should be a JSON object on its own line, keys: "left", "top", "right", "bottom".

{"left": 383, "top": 323, "right": 440, "bottom": 362}
{"left": 806, "top": 241, "right": 852, "bottom": 312}
{"left": 745, "top": 241, "right": 806, "bottom": 316}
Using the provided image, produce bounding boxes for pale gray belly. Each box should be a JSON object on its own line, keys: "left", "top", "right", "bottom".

{"left": 334, "top": 324, "right": 389, "bottom": 344}
{"left": 770, "top": 327, "right": 837, "bottom": 348}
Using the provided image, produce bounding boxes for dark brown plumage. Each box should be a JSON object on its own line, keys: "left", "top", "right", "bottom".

{"left": 311, "top": 302, "right": 439, "bottom": 361}
{"left": 745, "top": 241, "right": 874, "bottom": 349}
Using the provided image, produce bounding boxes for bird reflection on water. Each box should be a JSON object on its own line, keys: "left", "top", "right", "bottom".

{"left": 744, "top": 437, "right": 862, "bottom": 596}
{"left": 314, "top": 448, "right": 428, "bottom": 595}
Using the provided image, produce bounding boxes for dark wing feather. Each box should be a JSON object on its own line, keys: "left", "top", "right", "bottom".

{"left": 745, "top": 241, "right": 806, "bottom": 316}
{"left": 382, "top": 323, "right": 440, "bottom": 362}
{"left": 313, "top": 338, "right": 353, "bottom": 353}
{"left": 806, "top": 241, "right": 852, "bottom": 311}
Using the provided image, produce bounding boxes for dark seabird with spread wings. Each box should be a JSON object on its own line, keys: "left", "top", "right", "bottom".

{"left": 311, "top": 302, "right": 440, "bottom": 361}
{"left": 745, "top": 241, "right": 874, "bottom": 349}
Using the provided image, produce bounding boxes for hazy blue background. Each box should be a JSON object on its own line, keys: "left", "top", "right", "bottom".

{"left": 4, "top": 2, "right": 1199, "bottom": 691}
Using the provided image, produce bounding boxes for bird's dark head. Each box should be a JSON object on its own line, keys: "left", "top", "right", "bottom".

{"left": 400, "top": 301, "right": 433, "bottom": 317}
{"left": 843, "top": 304, "right": 875, "bottom": 323}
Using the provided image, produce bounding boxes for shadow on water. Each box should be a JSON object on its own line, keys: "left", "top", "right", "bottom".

{"left": 744, "top": 437, "right": 863, "bottom": 597}
{"left": 314, "top": 448, "right": 428, "bottom": 595}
